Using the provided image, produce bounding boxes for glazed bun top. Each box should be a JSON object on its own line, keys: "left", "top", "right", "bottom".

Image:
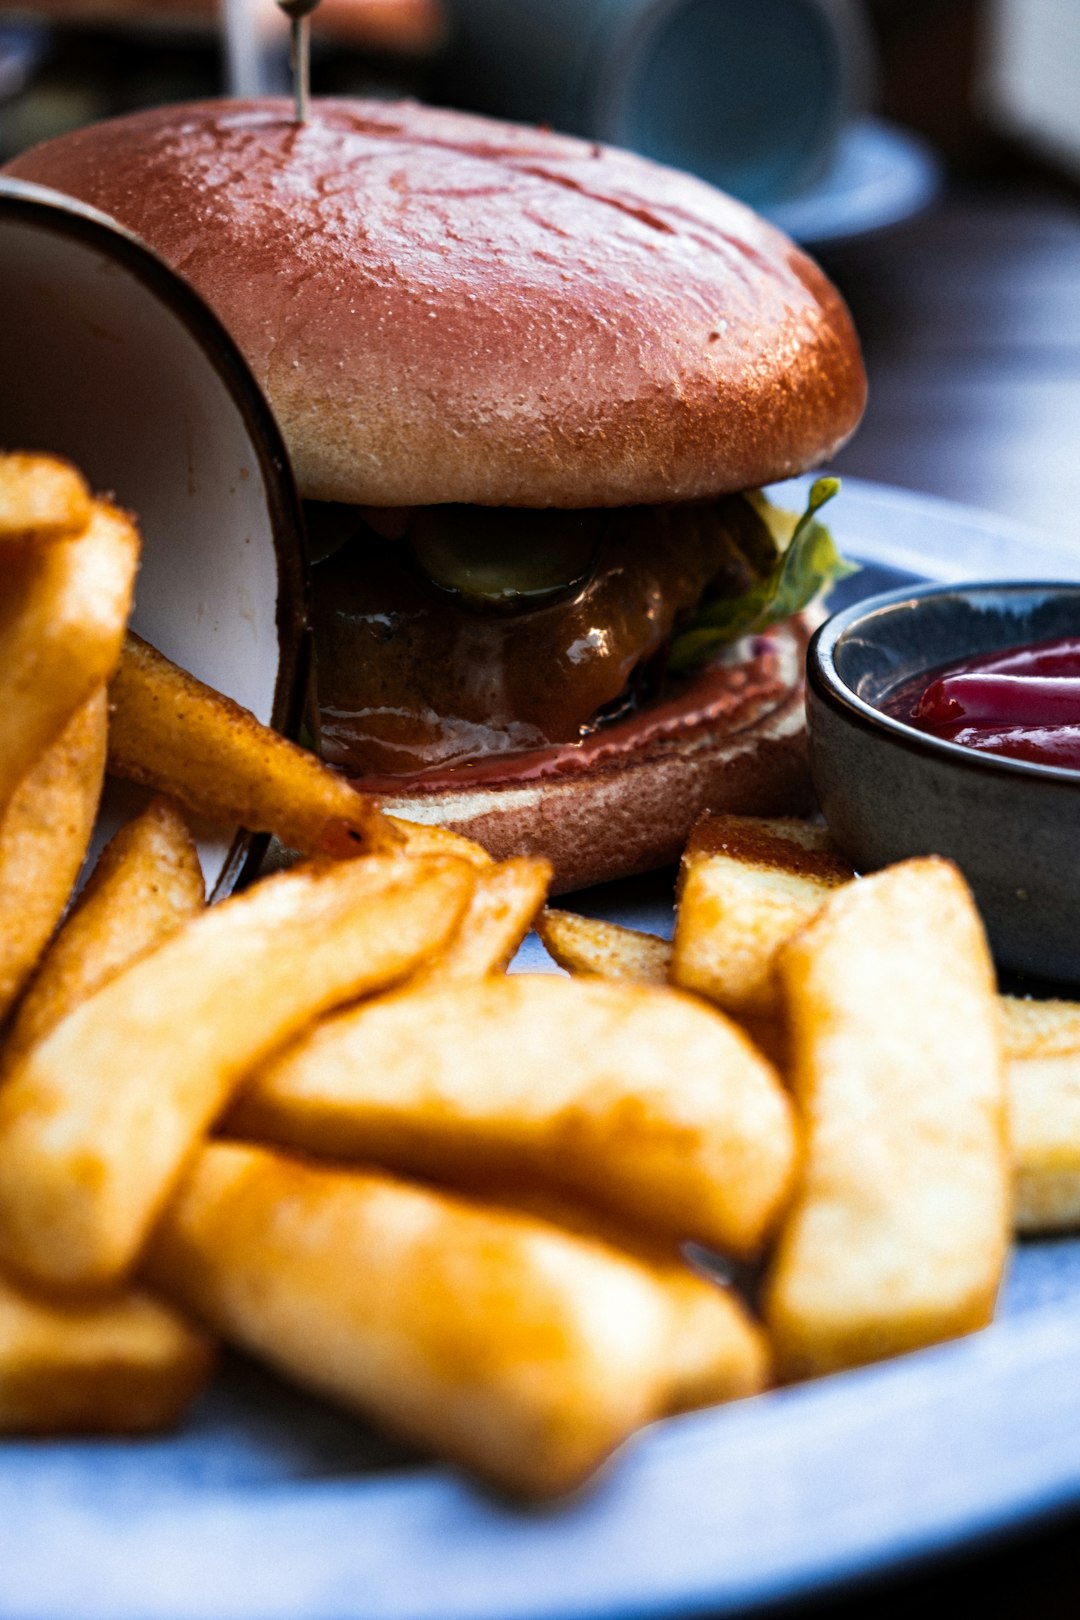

{"left": 7, "top": 99, "right": 866, "bottom": 508}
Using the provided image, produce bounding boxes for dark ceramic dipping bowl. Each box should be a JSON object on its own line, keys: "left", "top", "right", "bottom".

{"left": 807, "top": 581, "right": 1080, "bottom": 984}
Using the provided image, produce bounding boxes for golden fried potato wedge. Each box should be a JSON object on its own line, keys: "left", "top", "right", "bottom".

{"left": 229, "top": 974, "right": 796, "bottom": 1258}
{"left": 389, "top": 817, "right": 493, "bottom": 870}
{"left": 413, "top": 856, "right": 550, "bottom": 986}
{"left": 108, "top": 632, "right": 399, "bottom": 857}
{"left": 1003, "top": 996, "right": 1080, "bottom": 1055}
{"left": 537, "top": 910, "right": 673, "bottom": 986}
{"left": 1002, "top": 995, "right": 1080, "bottom": 1233}
{"left": 0, "top": 689, "right": 107, "bottom": 1024}
{"left": 146, "top": 1142, "right": 742, "bottom": 1496}
{"left": 3, "top": 797, "right": 204, "bottom": 1073}
{"left": 446, "top": 1173, "right": 770, "bottom": 1410}
{"left": 661, "top": 1265, "right": 769, "bottom": 1413}
{"left": 0, "top": 854, "right": 475, "bottom": 1291}
{"left": 0, "top": 452, "right": 92, "bottom": 544}
{"left": 764, "top": 858, "right": 1009, "bottom": 1380}
{"left": 0, "top": 1270, "right": 213, "bottom": 1435}
{"left": 0, "top": 500, "right": 137, "bottom": 813}
{"left": 533, "top": 910, "right": 785, "bottom": 1071}
{"left": 672, "top": 815, "right": 852, "bottom": 1019}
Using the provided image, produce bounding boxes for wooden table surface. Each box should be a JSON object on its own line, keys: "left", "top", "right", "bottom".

{"left": 751, "top": 178, "right": 1080, "bottom": 1618}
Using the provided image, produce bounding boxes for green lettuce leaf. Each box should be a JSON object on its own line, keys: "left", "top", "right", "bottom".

{"left": 667, "top": 478, "right": 856, "bottom": 674}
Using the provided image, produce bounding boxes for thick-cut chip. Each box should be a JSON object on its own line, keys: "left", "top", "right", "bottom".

{"left": 229, "top": 974, "right": 797, "bottom": 1258}
{"left": 0, "top": 689, "right": 107, "bottom": 1024}
{"left": 764, "top": 858, "right": 1009, "bottom": 1380}
{"left": 449, "top": 1173, "right": 770, "bottom": 1410}
{"left": 108, "top": 632, "right": 399, "bottom": 857}
{"left": 2, "top": 797, "right": 204, "bottom": 1073}
{"left": 0, "top": 499, "right": 138, "bottom": 812}
{"left": 0, "top": 452, "right": 92, "bottom": 544}
{"left": 145, "top": 1142, "right": 744, "bottom": 1497}
{"left": 1002, "top": 995, "right": 1080, "bottom": 1233}
{"left": 532, "top": 910, "right": 786, "bottom": 1070}
{"left": 1003, "top": 996, "right": 1080, "bottom": 1055}
{"left": 537, "top": 910, "right": 673, "bottom": 986}
{"left": 389, "top": 816, "right": 493, "bottom": 870}
{"left": 0, "top": 1270, "right": 213, "bottom": 1434}
{"left": 672, "top": 814, "right": 852, "bottom": 1019}
{"left": 413, "top": 856, "right": 550, "bottom": 986}
{"left": 0, "top": 854, "right": 475, "bottom": 1290}
{"left": 662, "top": 1266, "right": 769, "bottom": 1412}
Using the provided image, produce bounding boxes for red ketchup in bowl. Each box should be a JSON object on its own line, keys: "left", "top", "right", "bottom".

{"left": 888, "top": 636, "right": 1080, "bottom": 770}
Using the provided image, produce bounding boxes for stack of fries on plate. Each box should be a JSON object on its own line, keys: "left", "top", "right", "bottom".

{"left": 2, "top": 452, "right": 1079, "bottom": 1500}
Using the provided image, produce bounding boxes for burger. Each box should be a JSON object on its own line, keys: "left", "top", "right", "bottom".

{"left": 5, "top": 98, "right": 866, "bottom": 890}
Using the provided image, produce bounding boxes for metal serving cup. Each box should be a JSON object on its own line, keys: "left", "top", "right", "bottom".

{"left": 0, "top": 176, "right": 307, "bottom": 896}
{"left": 807, "top": 580, "right": 1080, "bottom": 985}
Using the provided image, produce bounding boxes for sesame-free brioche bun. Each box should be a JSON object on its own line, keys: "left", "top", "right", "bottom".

{"left": 5, "top": 98, "right": 865, "bottom": 510}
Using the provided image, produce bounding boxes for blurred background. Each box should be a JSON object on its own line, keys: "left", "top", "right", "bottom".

{"left": 2, "top": 2, "right": 1079, "bottom": 1611}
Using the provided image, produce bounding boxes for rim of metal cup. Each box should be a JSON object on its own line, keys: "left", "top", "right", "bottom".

{"left": 0, "top": 175, "right": 310, "bottom": 898}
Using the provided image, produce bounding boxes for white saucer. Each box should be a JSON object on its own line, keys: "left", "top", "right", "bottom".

{"left": 763, "top": 116, "right": 942, "bottom": 247}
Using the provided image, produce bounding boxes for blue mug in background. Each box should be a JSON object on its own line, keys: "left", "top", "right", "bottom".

{"left": 435, "top": 0, "right": 873, "bottom": 206}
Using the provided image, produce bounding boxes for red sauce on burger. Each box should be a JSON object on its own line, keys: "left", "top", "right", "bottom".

{"left": 350, "top": 641, "right": 790, "bottom": 791}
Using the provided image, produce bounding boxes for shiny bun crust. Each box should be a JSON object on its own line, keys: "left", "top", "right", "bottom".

{"left": 370, "top": 620, "right": 812, "bottom": 894}
{"left": 7, "top": 99, "right": 866, "bottom": 509}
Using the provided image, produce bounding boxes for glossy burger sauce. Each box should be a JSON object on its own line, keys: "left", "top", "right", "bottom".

{"left": 886, "top": 636, "right": 1080, "bottom": 770}
{"left": 309, "top": 501, "right": 777, "bottom": 786}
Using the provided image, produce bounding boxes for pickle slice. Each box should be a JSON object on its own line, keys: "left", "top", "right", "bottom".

{"left": 408, "top": 506, "right": 601, "bottom": 611}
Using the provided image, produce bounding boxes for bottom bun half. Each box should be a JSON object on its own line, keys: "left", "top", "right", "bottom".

{"left": 366, "top": 619, "right": 813, "bottom": 894}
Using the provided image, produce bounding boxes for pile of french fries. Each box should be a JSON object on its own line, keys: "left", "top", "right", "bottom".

{"left": 544, "top": 811, "right": 1080, "bottom": 1374}
{"left": 3, "top": 453, "right": 1080, "bottom": 1501}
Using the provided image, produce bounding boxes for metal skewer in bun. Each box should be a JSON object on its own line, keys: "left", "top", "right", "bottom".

{"left": 276, "top": 0, "right": 322, "bottom": 122}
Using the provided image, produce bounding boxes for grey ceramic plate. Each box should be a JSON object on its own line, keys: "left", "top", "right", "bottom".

{"left": 1, "top": 479, "right": 1078, "bottom": 1620}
